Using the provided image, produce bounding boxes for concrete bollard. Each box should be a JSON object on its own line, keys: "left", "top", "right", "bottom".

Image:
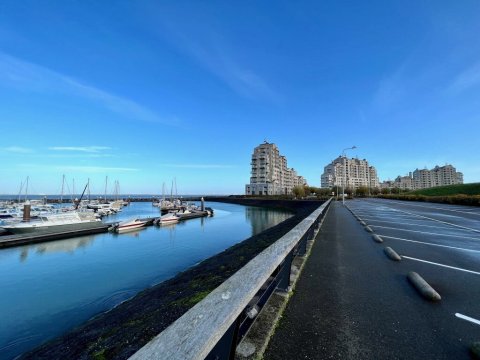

{"left": 384, "top": 247, "right": 401, "bottom": 261}
{"left": 407, "top": 271, "right": 441, "bottom": 301}
{"left": 372, "top": 234, "right": 383, "bottom": 243}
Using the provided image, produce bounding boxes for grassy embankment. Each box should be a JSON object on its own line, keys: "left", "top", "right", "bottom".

{"left": 378, "top": 183, "right": 480, "bottom": 206}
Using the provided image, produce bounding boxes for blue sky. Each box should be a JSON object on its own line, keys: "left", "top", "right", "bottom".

{"left": 0, "top": 1, "right": 479, "bottom": 195}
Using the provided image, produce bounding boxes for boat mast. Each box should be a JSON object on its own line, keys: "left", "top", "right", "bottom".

{"left": 60, "top": 174, "right": 65, "bottom": 204}
{"left": 72, "top": 179, "right": 75, "bottom": 200}
{"left": 87, "top": 178, "right": 91, "bottom": 202}
{"left": 174, "top": 177, "right": 177, "bottom": 199}
{"left": 24, "top": 176, "right": 29, "bottom": 202}
{"left": 17, "top": 180, "right": 24, "bottom": 203}
{"left": 114, "top": 180, "right": 117, "bottom": 201}
{"left": 76, "top": 182, "right": 89, "bottom": 210}
{"left": 104, "top": 176, "right": 108, "bottom": 203}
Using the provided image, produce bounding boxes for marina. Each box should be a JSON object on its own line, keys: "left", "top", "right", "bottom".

{"left": 0, "top": 197, "right": 214, "bottom": 249}
{"left": 0, "top": 201, "right": 293, "bottom": 359}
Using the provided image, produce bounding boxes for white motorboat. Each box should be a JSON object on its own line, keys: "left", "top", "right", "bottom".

{"left": 0, "top": 208, "right": 20, "bottom": 219}
{"left": 112, "top": 218, "right": 148, "bottom": 233}
{"left": 155, "top": 212, "right": 179, "bottom": 226}
{"left": 1, "top": 211, "right": 102, "bottom": 235}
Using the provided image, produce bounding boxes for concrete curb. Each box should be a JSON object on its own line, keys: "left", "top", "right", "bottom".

{"left": 407, "top": 271, "right": 441, "bottom": 301}
{"left": 365, "top": 226, "right": 373, "bottom": 233}
{"left": 384, "top": 247, "right": 401, "bottom": 261}
{"left": 372, "top": 234, "right": 383, "bottom": 243}
{"left": 471, "top": 341, "right": 480, "bottom": 359}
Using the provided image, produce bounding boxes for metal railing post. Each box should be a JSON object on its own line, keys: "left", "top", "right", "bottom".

{"left": 307, "top": 226, "right": 314, "bottom": 240}
{"left": 206, "top": 318, "right": 240, "bottom": 360}
{"left": 276, "top": 250, "right": 294, "bottom": 292}
{"left": 297, "top": 233, "right": 308, "bottom": 256}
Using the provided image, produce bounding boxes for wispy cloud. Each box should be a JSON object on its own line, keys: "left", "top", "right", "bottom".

{"left": 448, "top": 62, "right": 480, "bottom": 93}
{"left": 46, "top": 153, "right": 115, "bottom": 159}
{"left": 0, "top": 52, "right": 178, "bottom": 125}
{"left": 159, "top": 163, "right": 235, "bottom": 169}
{"left": 2, "top": 146, "right": 33, "bottom": 153}
{"left": 154, "top": 17, "right": 278, "bottom": 101}
{"left": 49, "top": 146, "right": 111, "bottom": 153}
{"left": 371, "top": 66, "right": 408, "bottom": 113}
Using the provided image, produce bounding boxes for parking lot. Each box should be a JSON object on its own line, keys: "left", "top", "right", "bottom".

{"left": 265, "top": 199, "right": 480, "bottom": 360}
{"left": 348, "top": 199, "right": 480, "bottom": 342}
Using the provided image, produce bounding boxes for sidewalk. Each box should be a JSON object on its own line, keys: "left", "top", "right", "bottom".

{"left": 262, "top": 201, "right": 466, "bottom": 360}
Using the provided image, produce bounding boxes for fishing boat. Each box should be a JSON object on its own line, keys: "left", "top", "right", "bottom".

{"left": 112, "top": 218, "right": 148, "bottom": 233}
{"left": 1, "top": 211, "right": 102, "bottom": 235}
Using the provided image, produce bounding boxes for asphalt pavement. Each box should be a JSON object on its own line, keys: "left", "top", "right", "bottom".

{"left": 263, "top": 199, "right": 480, "bottom": 359}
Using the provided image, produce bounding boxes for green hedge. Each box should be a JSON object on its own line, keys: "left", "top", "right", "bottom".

{"left": 378, "top": 194, "right": 480, "bottom": 206}
{"left": 408, "top": 183, "right": 480, "bottom": 196}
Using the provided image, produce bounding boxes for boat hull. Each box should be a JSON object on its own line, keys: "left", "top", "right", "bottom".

{"left": 159, "top": 219, "right": 178, "bottom": 225}
{"left": 116, "top": 223, "right": 147, "bottom": 233}
{"left": 2, "top": 221, "right": 103, "bottom": 235}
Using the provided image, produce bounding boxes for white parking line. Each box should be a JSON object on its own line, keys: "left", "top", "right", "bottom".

{"left": 370, "top": 225, "right": 480, "bottom": 240}
{"left": 380, "top": 235, "right": 480, "bottom": 253}
{"left": 361, "top": 219, "right": 455, "bottom": 230}
{"left": 402, "top": 256, "right": 480, "bottom": 275}
{"left": 355, "top": 214, "right": 418, "bottom": 220}
{"left": 455, "top": 313, "right": 480, "bottom": 326}
{"left": 353, "top": 211, "right": 412, "bottom": 216}
{"left": 364, "top": 203, "right": 480, "bottom": 234}
{"left": 366, "top": 199, "right": 480, "bottom": 217}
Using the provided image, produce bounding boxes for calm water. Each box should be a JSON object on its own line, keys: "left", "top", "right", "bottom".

{"left": 0, "top": 202, "right": 292, "bottom": 359}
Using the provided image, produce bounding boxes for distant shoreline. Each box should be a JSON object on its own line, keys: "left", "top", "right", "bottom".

{"left": 0, "top": 195, "right": 233, "bottom": 202}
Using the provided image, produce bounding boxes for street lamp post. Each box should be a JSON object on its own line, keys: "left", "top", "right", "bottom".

{"left": 342, "top": 146, "right": 357, "bottom": 205}
{"left": 333, "top": 172, "right": 338, "bottom": 200}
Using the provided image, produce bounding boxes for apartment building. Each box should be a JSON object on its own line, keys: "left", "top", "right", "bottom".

{"left": 321, "top": 157, "right": 379, "bottom": 189}
{"left": 381, "top": 165, "right": 463, "bottom": 190}
{"left": 245, "top": 142, "right": 307, "bottom": 195}
{"left": 412, "top": 165, "right": 463, "bottom": 189}
{"left": 394, "top": 173, "right": 414, "bottom": 190}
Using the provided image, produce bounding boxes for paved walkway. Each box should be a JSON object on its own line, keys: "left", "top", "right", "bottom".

{"left": 263, "top": 201, "right": 474, "bottom": 360}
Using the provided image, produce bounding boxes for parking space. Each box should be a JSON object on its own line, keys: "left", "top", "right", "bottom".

{"left": 366, "top": 199, "right": 480, "bottom": 232}
{"left": 265, "top": 201, "right": 480, "bottom": 359}
{"left": 347, "top": 198, "right": 480, "bottom": 341}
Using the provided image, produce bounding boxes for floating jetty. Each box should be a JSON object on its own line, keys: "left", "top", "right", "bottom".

{"left": 0, "top": 223, "right": 110, "bottom": 249}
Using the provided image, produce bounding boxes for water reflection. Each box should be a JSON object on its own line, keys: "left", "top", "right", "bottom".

{"left": 18, "top": 237, "right": 96, "bottom": 262}
{"left": 0, "top": 202, "right": 292, "bottom": 360}
{"left": 246, "top": 206, "right": 293, "bottom": 234}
